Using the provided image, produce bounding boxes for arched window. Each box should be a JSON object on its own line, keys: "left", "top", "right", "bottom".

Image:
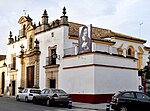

{"left": 126, "top": 46, "right": 135, "bottom": 57}
{"left": 127, "top": 48, "right": 132, "bottom": 55}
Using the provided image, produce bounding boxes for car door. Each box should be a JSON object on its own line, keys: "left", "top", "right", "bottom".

{"left": 135, "top": 92, "right": 150, "bottom": 111}
{"left": 38, "top": 89, "right": 46, "bottom": 101}
{"left": 22, "top": 89, "right": 28, "bottom": 101}
{"left": 19, "top": 89, "right": 24, "bottom": 100}
{"left": 42, "top": 89, "right": 51, "bottom": 101}
{"left": 120, "top": 92, "right": 137, "bottom": 110}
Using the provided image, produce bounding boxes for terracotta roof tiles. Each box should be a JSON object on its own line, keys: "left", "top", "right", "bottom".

{"left": 68, "top": 22, "right": 146, "bottom": 44}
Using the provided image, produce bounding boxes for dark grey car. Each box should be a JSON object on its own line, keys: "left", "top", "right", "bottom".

{"left": 110, "top": 91, "right": 150, "bottom": 111}
{"left": 32, "top": 88, "right": 72, "bottom": 107}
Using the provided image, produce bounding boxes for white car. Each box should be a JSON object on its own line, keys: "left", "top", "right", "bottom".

{"left": 16, "top": 88, "right": 41, "bottom": 102}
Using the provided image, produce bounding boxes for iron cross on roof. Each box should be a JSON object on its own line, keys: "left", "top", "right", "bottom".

{"left": 23, "top": 10, "right": 28, "bottom": 16}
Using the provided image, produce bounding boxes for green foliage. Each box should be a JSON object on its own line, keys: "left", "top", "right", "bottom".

{"left": 144, "top": 66, "right": 150, "bottom": 79}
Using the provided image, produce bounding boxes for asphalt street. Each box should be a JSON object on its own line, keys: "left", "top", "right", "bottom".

{"left": 0, "top": 97, "right": 98, "bottom": 111}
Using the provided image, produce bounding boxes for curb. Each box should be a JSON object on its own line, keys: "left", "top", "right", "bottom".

{"left": 73, "top": 105, "right": 113, "bottom": 111}
{"left": 1, "top": 95, "right": 16, "bottom": 98}
{"left": 72, "top": 106, "right": 105, "bottom": 111}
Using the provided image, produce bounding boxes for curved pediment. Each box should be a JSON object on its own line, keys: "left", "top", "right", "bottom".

{"left": 18, "top": 16, "right": 32, "bottom": 24}
{"left": 26, "top": 24, "right": 34, "bottom": 32}
{"left": 18, "top": 16, "right": 28, "bottom": 24}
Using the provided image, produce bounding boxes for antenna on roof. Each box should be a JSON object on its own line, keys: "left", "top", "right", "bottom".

{"left": 139, "top": 22, "right": 143, "bottom": 37}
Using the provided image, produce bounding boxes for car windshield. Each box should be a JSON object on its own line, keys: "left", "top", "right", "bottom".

{"left": 136, "top": 93, "right": 150, "bottom": 100}
{"left": 30, "top": 89, "right": 41, "bottom": 94}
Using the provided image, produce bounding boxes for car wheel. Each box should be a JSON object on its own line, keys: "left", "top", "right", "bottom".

{"left": 16, "top": 95, "right": 20, "bottom": 101}
{"left": 25, "top": 97, "right": 28, "bottom": 102}
{"left": 63, "top": 103, "right": 69, "bottom": 107}
{"left": 33, "top": 97, "right": 37, "bottom": 104}
{"left": 119, "top": 106, "right": 128, "bottom": 111}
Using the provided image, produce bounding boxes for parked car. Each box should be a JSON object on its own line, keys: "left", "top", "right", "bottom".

{"left": 32, "top": 88, "right": 72, "bottom": 107}
{"left": 110, "top": 91, "right": 150, "bottom": 111}
{"left": 146, "top": 91, "right": 150, "bottom": 96}
{"left": 16, "top": 88, "right": 41, "bottom": 102}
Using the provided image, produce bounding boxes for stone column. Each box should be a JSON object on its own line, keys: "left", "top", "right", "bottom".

{"left": 18, "top": 44, "right": 25, "bottom": 92}
{"left": 34, "top": 55, "right": 40, "bottom": 88}
{"left": 20, "top": 58, "right": 25, "bottom": 88}
{"left": 137, "top": 53, "right": 143, "bottom": 70}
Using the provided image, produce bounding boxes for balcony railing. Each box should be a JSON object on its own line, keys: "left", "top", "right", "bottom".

{"left": 64, "top": 44, "right": 136, "bottom": 58}
{"left": 46, "top": 56, "right": 56, "bottom": 66}
{"left": 8, "top": 63, "right": 16, "bottom": 70}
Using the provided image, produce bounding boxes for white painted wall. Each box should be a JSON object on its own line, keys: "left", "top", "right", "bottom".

{"left": 63, "top": 54, "right": 94, "bottom": 67}
{"left": 61, "top": 66, "right": 95, "bottom": 94}
{"left": 95, "top": 67, "right": 140, "bottom": 94}
{"left": 7, "top": 39, "right": 27, "bottom": 92}
{"left": 36, "top": 26, "right": 66, "bottom": 89}
{"left": 94, "top": 53, "right": 137, "bottom": 68}
{"left": 0, "top": 60, "right": 10, "bottom": 94}
{"left": 113, "top": 39, "right": 149, "bottom": 68}
{"left": 62, "top": 52, "right": 140, "bottom": 94}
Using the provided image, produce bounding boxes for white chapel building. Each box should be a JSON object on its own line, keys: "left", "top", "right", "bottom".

{"left": 3, "top": 7, "right": 150, "bottom": 103}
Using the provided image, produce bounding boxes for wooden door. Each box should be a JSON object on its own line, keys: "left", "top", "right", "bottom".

{"left": 27, "top": 66, "right": 34, "bottom": 88}
{"left": 12, "top": 81, "right": 15, "bottom": 96}
{"left": 50, "top": 79, "right": 56, "bottom": 88}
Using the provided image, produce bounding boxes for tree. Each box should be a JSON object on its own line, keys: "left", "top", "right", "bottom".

{"left": 144, "top": 65, "right": 150, "bottom": 79}
{"left": 144, "top": 51, "right": 150, "bottom": 80}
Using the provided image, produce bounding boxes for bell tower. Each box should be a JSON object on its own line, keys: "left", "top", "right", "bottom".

{"left": 18, "top": 15, "right": 33, "bottom": 39}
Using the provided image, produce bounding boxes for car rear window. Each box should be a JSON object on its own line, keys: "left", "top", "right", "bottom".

{"left": 30, "top": 90, "right": 41, "bottom": 94}
{"left": 52, "top": 89, "right": 67, "bottom": 94}
{"left": 113, "top": 92, "right": 121, "bottom": 97}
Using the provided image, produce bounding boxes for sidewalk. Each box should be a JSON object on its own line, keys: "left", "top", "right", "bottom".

{"left": 72, "top": 102, "right": 112, "bottom": 111}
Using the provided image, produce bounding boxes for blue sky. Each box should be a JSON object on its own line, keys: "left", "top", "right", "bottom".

{"left": 0, "top": 0, "right": 150, "bottom": 54}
